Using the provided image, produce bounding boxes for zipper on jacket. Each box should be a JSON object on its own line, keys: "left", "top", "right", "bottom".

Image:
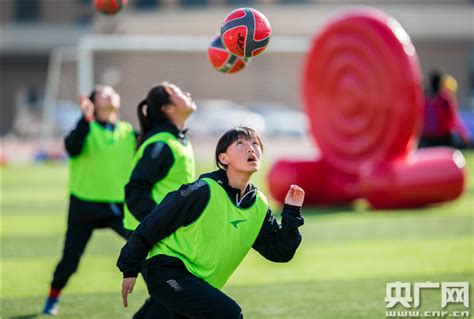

{"left": 235, "top": 188, "right": 257, "bottom": 207}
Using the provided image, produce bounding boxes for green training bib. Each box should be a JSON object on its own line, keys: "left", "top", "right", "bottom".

{"left": 123, "top": 132, "right": 195, "bottom": 230}
{"left": 148, "top": 178, "right": 267, "bottom": 289}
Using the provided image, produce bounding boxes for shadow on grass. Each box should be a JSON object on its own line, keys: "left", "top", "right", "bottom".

{"left": 6, "top": 314, "right": 40, "bottom": 319}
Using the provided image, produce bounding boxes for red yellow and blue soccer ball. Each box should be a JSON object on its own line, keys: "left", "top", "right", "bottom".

{"left": 208, "top": 7, "right": 272, "bottom": 74}
{"left": 220, "top": 7, "right": 272, "bottom": 58}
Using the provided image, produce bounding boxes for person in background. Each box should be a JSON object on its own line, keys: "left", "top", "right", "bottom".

{"left": 124, "top": 82, "right": 197, "bottom": 319}
{"left": 420, "top": 70, "right": 470, "bottom": 148}
{"left": 118, "top": 127, "right": 305, "bottom": 318}
{"left": 43, "top": 85, "right": 136, "bottom": 316}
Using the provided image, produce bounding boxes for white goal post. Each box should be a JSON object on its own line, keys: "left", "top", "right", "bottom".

{"left": 77, "top": 34, "right": 309, "bottom": 94}
{"left": 41, "top": 34, "right": 309, "bottom": 146}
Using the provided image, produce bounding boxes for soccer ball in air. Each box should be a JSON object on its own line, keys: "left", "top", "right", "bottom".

{"left": 95, "top": 0, "right": 127, "bottom": 15}
{"left": 220, "top": 7, "right": 272, "bottom": 58}
{"left": 208, "top": 33, "right": 249, "bottom": 74}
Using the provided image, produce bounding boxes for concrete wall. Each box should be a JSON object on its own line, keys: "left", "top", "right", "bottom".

{"left": 1, "top": 0, "right": 472, "bottom": 134}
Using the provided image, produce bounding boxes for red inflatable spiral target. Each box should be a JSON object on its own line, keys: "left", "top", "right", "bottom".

{"left": 303, "top": 9, "right": 423, "bottom": 174}
{"left": 267, "top": 9, "right": 465, "bottom": 208}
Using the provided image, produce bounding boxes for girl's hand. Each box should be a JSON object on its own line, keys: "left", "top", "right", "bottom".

{"left": 79, "top": 95, "right": 94, "bottom": 122}
{"left": 122, "top": 277, "right": 136, "bottom": 307}
{"left": 284, "top": 185, "right": 305, "bottom": 207}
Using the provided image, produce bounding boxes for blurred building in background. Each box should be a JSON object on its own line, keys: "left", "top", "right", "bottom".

{"left": 1, "top": 0, "right": 473, "bottom": 137}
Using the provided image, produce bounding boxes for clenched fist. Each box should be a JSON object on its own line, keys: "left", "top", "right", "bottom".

{"left": 284, "top": 185, "right": 305, "bottom": 207}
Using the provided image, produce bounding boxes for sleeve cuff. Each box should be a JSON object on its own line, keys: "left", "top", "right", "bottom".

{"left": 283, "top": 204, "right": 301, "bottom": 214}
{"left": 282, "top": 204, "right": 304, "bottom": 228}
{"left": 123, "top": 272, "right": 139, "bottom": 278}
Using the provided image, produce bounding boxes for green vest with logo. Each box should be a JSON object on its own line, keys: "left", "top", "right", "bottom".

{"left": 148, "top": 177, "right": 268, "bottom": 289}
{"left": 69, "top": 120, "right": 136, "bottom": 202}
{"left": 123, "top": 132, "right": 195, "bottom": 231}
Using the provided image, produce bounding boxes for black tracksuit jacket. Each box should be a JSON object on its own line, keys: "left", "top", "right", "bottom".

{"left": 117, "top": 169, "right": 304, "bottom": 279}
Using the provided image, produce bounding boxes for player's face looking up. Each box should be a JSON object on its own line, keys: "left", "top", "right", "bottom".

{"left": 165, "top": 84, "right": 196, "bottom": 116}
{"left": 94, "top": 86, "right": 120, "bottom": 111}
{"left": 219, "top": 137, "right": 262, "bottom": 174}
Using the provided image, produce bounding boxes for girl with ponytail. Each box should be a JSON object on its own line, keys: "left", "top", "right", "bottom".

{"left": 136, "top": 84, "right": 169, "bottom": 147}
{"left": 123, "top": 82, "right": 197, "bottom": 318}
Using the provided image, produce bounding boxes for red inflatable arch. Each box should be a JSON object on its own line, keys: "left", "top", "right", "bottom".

{"left": 267, "top": 9, "right": 466, "bottom": 209}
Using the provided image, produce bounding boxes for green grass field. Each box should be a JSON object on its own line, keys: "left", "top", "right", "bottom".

{"left": 1, "top": 152, "right": 473, "bottom": 318}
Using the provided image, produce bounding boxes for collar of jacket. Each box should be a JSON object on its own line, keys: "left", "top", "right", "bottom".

{"left": 200, "top": 169, "right": 258, "bottom": 208}
{"left": 95, "top": 119, "right": 116, "bottom": 130}
{"left": 143, "top": 122, "right": 189, "bottom": 142}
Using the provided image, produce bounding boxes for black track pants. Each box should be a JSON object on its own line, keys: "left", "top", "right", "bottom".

{"left": 51, "top": 198, "right": 128, "bottom": 290}
{"left": 145, "top": 259, "right": 243, "bottom": 319}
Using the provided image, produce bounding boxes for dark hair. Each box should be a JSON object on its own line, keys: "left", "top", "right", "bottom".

{"left": 88, "top": 90, "right": 97, "bottom": 104}
{"left": 429, "top": 70, "right": 443, "bottom": 94}
{"left": 137, "top": 82, "right": 172, "bottom": 147}
{"left": 88, "top": 85, "right": 110, "bottom": 116}
{"left": 215, "top": 127, "right": 264, "bottom": 170}
{"left": 88, "top": 88, "right": 98, "bottom": 116}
